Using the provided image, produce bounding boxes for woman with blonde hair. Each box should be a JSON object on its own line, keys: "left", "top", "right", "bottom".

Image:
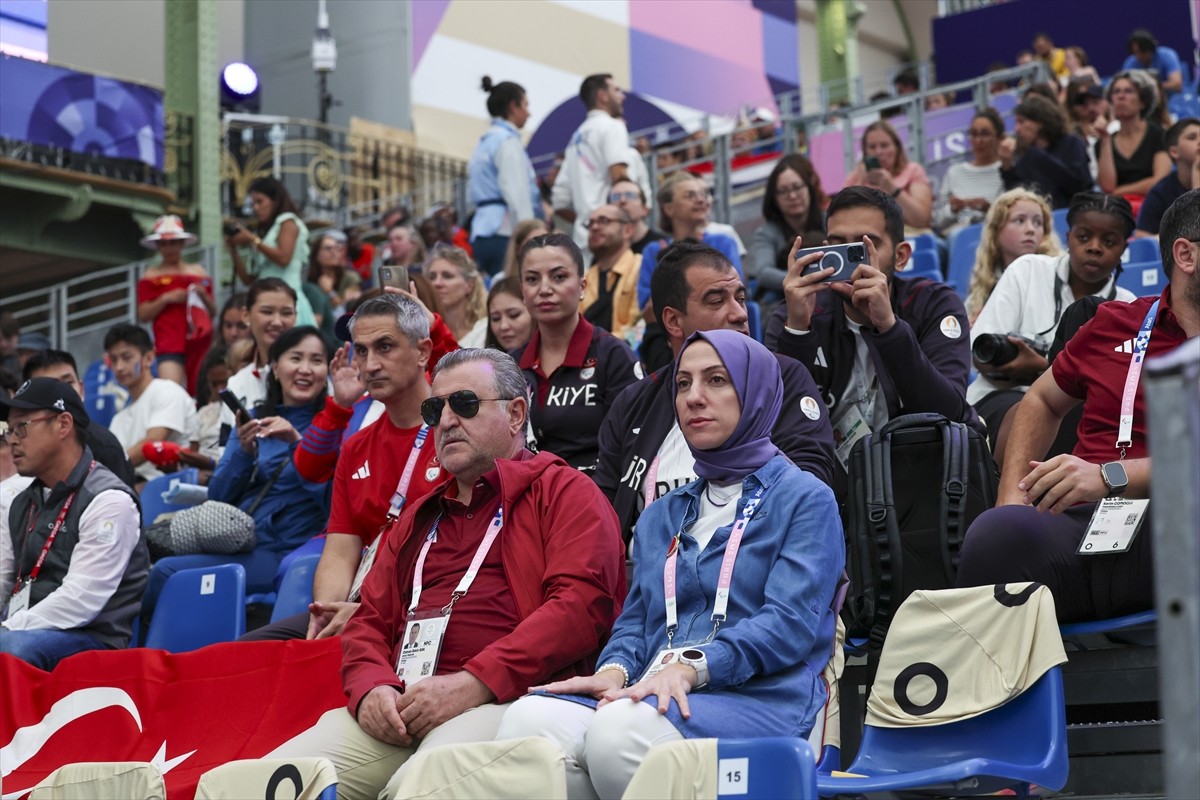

{"left": 503, "top": 218, "right": 550, "bottom": 280}
{"left": 844, "top": 120, "right": 932, "bottom": 230}
{"left": 965, "top": 188, "right": 1062, "bottom": 322}
{"left": 424, "top": 245, "right": 488, "bottom": 347}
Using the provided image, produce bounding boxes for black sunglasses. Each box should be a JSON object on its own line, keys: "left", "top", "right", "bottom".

{"left": 420, "top": 390, "right": 506, "bottom": 426}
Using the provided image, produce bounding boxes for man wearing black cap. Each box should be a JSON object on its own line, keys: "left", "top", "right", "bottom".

{"left": 0, "top": 378, "right": 147, "bottom": 669}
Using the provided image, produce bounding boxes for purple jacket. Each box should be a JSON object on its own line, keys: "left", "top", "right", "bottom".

{"left": 764, "top": 275, "right": 978, "bottom": 429}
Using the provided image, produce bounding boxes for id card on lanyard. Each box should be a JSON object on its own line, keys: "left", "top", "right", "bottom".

{"left": 8, "top": 462, "right": 96, "bottom": 619}
{"left": 641, "top": 485, "right": 765, "bottom": 683}
{"left": 349, "top": 424, "right": 430, "bottom": 602}
{"left": 396, "top": 507, "right": 504, "bottom": 687}
{"left": 1079, "top": 300, "right": 1158, "bottom": 556}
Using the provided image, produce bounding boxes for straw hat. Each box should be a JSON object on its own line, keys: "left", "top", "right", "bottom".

{"left": 141, "top": 215, "right": 198, "bottom": 249}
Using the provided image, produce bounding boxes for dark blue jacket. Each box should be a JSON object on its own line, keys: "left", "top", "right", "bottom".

{"left": 765, "top": 275, "right": 978, "bottom": 430}
{"left": 209, "top": 403, "right": 330, "bottom": 557}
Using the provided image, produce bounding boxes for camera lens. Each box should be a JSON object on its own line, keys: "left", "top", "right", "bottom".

{"left": 848, "top": 245, "right": 865, "bottom": 262}
{"left": 972, "top": 334, "right": 1019, "bottom": 366}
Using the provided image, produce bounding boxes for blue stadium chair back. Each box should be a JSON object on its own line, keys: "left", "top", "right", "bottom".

{"left": 902, "top": 249, "right": 943, "bottom": 281}
{"left": 1168, "top": 91, "right": 1200, "bottom": 121}
{"left": 140, "top": 468, "right": 201, "bottom": 526}
{"left": 818, "top": 667, "right": 1068, "bottom": 796}
{"left": 746, "top": 300, "right": 763, "bottom": 343}
{"left": 716, "top": 737, "right": 817, "bottom": 799}
{"left": 144, "top": 564, "right": 246, "bottom": 652}
{"left": 270, "top": 553, "right": 322, "bottom": 623}
{"left": 1123, "top": 237, "right": 1159, "bottom": 265}
{"left": 82, "top": 359, "right": 126, "bottom": 429}
{"left": 946, "top": 223, "right": 983, "bottom": 297}
{"left": 1060, "top": 609, "right": 1157, "bottom": 646}
{"left": 907, "top": 232, "right": 939, "bottom": 254}
{"left": 1118, "top": 261, "right": 1165, "bottom": 297}
{"left": 1052, "top": 208, "right": 1069, "bottom": 240}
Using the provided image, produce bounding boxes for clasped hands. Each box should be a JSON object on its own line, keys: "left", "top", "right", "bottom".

{"left": 358, "top": 671, "right": 494, "bottom": 746}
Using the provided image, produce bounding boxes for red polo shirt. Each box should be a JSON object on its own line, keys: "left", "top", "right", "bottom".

{"left": 1054, "top": 287, "right": 1189, "bottom": 464}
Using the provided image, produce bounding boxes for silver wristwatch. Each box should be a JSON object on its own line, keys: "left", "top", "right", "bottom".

{"left": 679, "top": 648, "right": 709, "bottom": 689}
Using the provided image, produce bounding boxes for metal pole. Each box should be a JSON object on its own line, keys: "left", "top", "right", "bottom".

{"left": 1145, "top": 338, "right": 1200, "bottom": 800}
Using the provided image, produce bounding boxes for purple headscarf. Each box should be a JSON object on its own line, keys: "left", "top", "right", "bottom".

{"left": 673, "top": 330, "right": 784, "bottom": 483}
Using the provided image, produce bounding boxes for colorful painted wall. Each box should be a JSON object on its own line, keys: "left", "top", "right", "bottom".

{"left": 410, "top": 0, "right": 799, "bottom": 160}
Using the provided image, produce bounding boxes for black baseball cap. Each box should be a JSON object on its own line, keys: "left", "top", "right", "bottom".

{"left": 0, "top": 377, "right": 90, "bottom": 430}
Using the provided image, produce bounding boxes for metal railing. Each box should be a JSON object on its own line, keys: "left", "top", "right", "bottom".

{"left": 221, "top": 113, "right": 468, "bottom": 226}
{"left": 4, "top": 244, "right": 224, "bottom": 368}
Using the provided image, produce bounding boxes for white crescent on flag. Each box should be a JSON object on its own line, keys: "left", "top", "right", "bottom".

{"left": 0, "top": 687, "right": 142, "bottom": 779}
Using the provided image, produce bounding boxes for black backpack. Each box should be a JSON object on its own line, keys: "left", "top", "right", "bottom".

{"left": 844, "top": 413, "right": 998, "bottom": 649}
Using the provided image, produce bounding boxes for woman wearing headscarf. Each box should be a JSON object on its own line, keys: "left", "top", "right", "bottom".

{"left": 494, "top": 329, "right": 845, "bottom": 800}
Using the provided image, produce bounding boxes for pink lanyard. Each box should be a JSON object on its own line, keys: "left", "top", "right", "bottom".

{"left": 408, "top": 506, "right": 504, "bottom": 616}
{"left": 388, "top": 424, "right": 431, "bottom": 520}
{"left": 13, "top": 462, "right": 96, "bottom": 594}
{"left": 1116, "top": 299, "right": 1159, "bottom": 460}
{"left": 663, "top": 485, "right": 764, "bottom": 646}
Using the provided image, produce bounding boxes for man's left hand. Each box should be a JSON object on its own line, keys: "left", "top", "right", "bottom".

{"left": 1018, "top": 455, "right": 1108, "bottom": 513}
{"left": 396, "top": 671, "right": 494, "bottom": 740}
{"left": 830, "top": 236, "right": 895, "bottom": 333}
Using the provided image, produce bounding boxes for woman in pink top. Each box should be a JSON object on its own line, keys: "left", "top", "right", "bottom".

{"left": 844, "top": 120, "right": 933, "bottom": 231}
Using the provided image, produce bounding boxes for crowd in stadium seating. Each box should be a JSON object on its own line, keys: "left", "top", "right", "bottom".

{"left": 2, "top": 30, "right": 1199, "bottom": 797}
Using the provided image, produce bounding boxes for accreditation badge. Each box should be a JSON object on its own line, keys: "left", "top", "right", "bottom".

{"left": 832, "top": 404, "right": 871, "bottom": 470}
{"left": 1078, "top": 498, "right": 1150, "bottom": 555}
{"left": 7, "top": 579, "right": 32, "bottom": 618}
{"left": 638, "top": 646, "right": 692, "bottom": 683}
{"left": 396, "top": 609, "right": 451, "bottom": 688}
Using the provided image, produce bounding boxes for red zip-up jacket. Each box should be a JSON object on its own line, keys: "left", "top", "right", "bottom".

{"left": 342, "top": 450, "right": 627, "bottom": 713}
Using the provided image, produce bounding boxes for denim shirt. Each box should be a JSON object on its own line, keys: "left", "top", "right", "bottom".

{"left": 598, "top": 454, "right": 844, "bottom": 733}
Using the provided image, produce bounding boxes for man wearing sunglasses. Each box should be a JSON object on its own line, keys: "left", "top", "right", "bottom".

{"left": 0, "top": 378, "right": 146, "bottom": 669}
{"left": 272, "top": 349, "right": 625, "bottom": 797}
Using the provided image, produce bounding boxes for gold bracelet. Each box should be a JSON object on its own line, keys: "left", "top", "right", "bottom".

{"left": 253, "top": 236, "right": 262, "bottom": 249}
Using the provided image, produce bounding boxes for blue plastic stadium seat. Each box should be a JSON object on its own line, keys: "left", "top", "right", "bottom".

{"left": 82, "top": 359, "right": 127, "bottom": 429}
{"left": 1052, "top": 208, "right": 1069, "bottom": 240}
{"left": 1118, "top": 261, "right": 1164, "bottom": 297}
{"left": 140, "top": 468, "right": 201, "bottom": 526}
{"left": 746, "top": 300, "right": 763, "bottom": 343}
{"left": 1059, "top": 609, "right": 1157, "bottom": 638}
{"left": 907, "top": 232, "right": 939, "bottom": 254}
{"left": 817, "top": 667, "right": 1068, "bottom": 797}
{"left": 144, "top": 564, "right": 246, "bottom": 652}
{"left": 1123, "top": 237, "right": 1159, "bottom": 265}
{"left": 946, "top": 223, "right": 983, "bottom": 297}
{"left": 902, "top": 249, "right": 943, "bottom": 281}
{"left": 270, "top": 553, "right": 321, "bottom": 623}
{"left": 716, "top": 737, "right": 817, "bottom": 799}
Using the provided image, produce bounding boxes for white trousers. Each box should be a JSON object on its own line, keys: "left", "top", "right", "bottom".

{"left": 497, "top": 696, "right": 683, "bottom": 800}
{"left": 267, "top": 703, "right": 510, "bottom": 800}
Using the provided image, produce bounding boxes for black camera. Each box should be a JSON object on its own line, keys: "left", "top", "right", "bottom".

{"left": 972, "top": 333, "right": 1046, "bottom": 366}
{"left": 223, "top": 222, "right": 241, "bottom": 237}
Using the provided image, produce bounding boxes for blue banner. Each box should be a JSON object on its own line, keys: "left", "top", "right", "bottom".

{"left": 0, "top": 53, "right": 163, "bottom": 170}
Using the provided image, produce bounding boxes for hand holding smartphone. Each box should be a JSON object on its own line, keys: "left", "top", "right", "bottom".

{"left": 218, "top": 388, "right": 251, "bottom": 423}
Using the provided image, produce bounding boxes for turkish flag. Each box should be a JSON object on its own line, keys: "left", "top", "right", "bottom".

{"left": 0, "top": 640, "right": 346, "bottom": 798}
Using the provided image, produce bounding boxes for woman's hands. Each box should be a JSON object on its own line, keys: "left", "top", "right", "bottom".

{"left": 864, "top": 167, "right": 897, "bottom": 196}
{"left": 226, "top": 223, "right": 256, "bottom": 248}
{"left": 998, "top": 136, "right": 1018, "bottom": 170}
{"left": 235, "top": 414, "right": 301, "bottom": 454}
{"left": 531, "top": 662, "right": 700, "bottom": 719}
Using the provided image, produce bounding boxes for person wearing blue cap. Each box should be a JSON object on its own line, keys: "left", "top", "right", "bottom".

{"left": 0, "top": 378, "right": 147, "bottom": 669}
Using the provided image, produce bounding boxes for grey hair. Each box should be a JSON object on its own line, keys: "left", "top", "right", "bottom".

{"left": 348, "top": 293, "right": 430, "bottom": 345}
{"left": 432, "top": 348, "right": 529, "bottom": 436}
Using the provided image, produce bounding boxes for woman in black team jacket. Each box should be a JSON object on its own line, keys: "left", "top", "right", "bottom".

{"left": 513, "top": 233, "right": 640, "bottom": 472}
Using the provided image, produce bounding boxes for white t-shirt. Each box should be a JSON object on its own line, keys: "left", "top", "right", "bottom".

{"left": 840, "top": 319, "right": 889, "bottom": 432}
{"left": 457, "top": 318, "right": 489, "bottom": 350}
{"left": 967, "top": 253, "right": 1134, "bottom": 404}
{"left": 552, "top": 110, "right": 631, "bottom": 248}
{"left": 644, "top": 422, "right": 698, "bottom": 507}
{"left": 688, "top": 481, "right": 742, "bottom": 551}
{"left": 110, "top": 378, "right": 198, "bottom": 479}
{"left": 0, "top": 473, "right": 36, "bottom": 602}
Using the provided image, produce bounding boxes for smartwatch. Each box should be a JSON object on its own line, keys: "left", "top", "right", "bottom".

{"left": 1100, "top": 461, "right": 1128, "bottom": 498}
{"left": 679, "top": 649, "right": 709, "bottom": 689}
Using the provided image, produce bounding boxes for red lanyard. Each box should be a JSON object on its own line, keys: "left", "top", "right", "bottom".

{"left": 13, "top": 462, "right": 96, "bottom": 594}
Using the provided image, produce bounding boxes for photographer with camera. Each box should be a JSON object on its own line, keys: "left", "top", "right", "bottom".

{"left": 968, "top": 193, "right": 1136, "bottom": 459}
{"left": 766, "top": 187, "right": 977, "bottom": 472}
